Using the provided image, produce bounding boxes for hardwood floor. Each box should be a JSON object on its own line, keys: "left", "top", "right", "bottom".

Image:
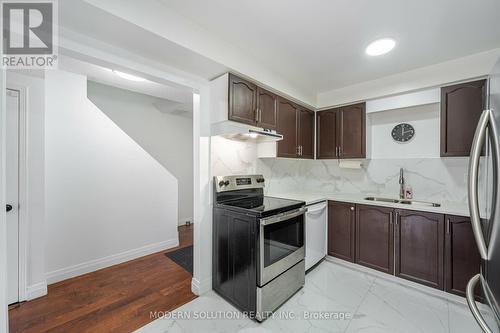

{"left": 9, "top": 225, "right": 195, "bottom": 333}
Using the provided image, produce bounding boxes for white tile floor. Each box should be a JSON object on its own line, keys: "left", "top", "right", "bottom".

{"left": 136, "top": 260, "right": 494, "bottom": 333}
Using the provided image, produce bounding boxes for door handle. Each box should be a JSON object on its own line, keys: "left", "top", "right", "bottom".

{"left": 466, "top": 274, "right": 493, "bottom": 333}
{"left": 6, "top": 204, "right": 12, "bottom": 212}
{"left": 468, "top": 109, "right": 491, "bottom": 260}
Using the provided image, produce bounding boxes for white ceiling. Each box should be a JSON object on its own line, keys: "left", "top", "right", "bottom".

{"left": 58, "top": 56, "right": 193, "bottom": 115}
{"left": 59, "top": 56, "right": 193, "bottom": 104}
{"left": 161, "top": 0, "right": 500, "bottom": 93}
{"left": 59, "top": 0, "right": 227, "bottom": 81}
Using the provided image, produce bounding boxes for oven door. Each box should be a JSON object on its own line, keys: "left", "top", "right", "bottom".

{"left": 258, "top": 207, "right": 306, "bottom": 286}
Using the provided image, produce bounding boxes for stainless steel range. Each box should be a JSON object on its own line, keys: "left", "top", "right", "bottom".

{"left": 212, "top": 175, "right": 306, "bottom": 321}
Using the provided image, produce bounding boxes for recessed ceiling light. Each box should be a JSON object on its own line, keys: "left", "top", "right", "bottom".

{"left": 365, "top": 38, "right": 396, "bottom": 56}
{"left": 112, "top": 70, "right": 147, "bottom": 82}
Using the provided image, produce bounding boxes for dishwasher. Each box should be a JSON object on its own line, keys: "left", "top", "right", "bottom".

{"left": 305, "top": 201, "right": 327, "bottom": 271}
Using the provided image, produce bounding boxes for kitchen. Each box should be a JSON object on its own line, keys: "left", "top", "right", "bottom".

{"left": 1, "top": 1, "right": 500, "bottom": 333}
{"left": 205, "top": 68, "right": 495, "bottom": 331}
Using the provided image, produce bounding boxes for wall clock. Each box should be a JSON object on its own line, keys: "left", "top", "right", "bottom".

{"left": 391, "top": 123, "right": 415, "bottom": 143}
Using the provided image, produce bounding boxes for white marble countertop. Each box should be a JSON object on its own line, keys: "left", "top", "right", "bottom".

{"left": 267, "top": 191, "right": 472, "bottom": 217}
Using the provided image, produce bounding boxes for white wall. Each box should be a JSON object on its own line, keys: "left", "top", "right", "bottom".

{"left": 192, "top": 91, "right": 213, "bottom": 294}
{"left": 6, "top": 72, "right": 47, "bottom": 299}
{"left": 87, "top": 82, "right": 193, "bottom": 224}
{"left": 368, "top": 103, "right": 440, "bottom": 159}
{"left": 45, "top": 70, "right": 179, "bottom": 283}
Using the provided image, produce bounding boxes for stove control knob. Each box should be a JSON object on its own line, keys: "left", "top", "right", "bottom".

{"left": 256, "top": 178, "right": 265, "bottom": 183}
{"left": 218, "top": 181, "right": 225, "bottom": 187}
{"left": 224, "top": 180, "right": 230, "bottom": 186}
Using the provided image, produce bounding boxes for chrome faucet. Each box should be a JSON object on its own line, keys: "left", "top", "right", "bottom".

{"left": 399, "top": 168, "right": 405, "bottom": 199}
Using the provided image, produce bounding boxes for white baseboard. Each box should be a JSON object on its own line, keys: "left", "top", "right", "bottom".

{"left": 26, "top": 282, "right": 47, "bottom": 300}
{"left": 46, "top": 238, "right": 179, "bottom": 284}
{"left": 178, "top": 217, "right": 193, "bottom": 226}
{"left": 191, "top": 277, "right": 212, "bottom": 296}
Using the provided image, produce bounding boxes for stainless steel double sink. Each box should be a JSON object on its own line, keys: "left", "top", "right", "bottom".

{"left": 364, "top": 196, "right": 441, "bottom": 207}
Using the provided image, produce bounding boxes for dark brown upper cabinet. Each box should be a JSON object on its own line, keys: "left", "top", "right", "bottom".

{"left": 257, "top": 87, "right": 278, "bottom": 130}
{"left": 277, "top": 98, "right": 299, "bottom": 158}
{"left": 441, "top": 79, "right": 486, "bottom": 157}
{"left": 298, "top": 108, "right": 315, "bottom": 159}
{"left": 228, "top": 74, "right": 258, "bottom": 126}
{"left": 339, "top": 103, "right": 366, "bottom": 158}
{"left": 356, "top": 205, "right": 394, "bottom": 275}
{"left": 316, "top": 102, "right": 366, "bottom": 159}
{"left": 395, "top": 210, "right": 444, "bottom": 290}
{"left": 277, "top": 97, "right": 314, "bottom": 159}
{"left": 444, "top": 215, "right": 482, "bottom": 299}
{"left": 328, "top": 201, "right": 356, "bottom": 262}
{"left": 316, "top": 109, "right": 338, "bottom": 159}
{"left": 228, "top": 74, "right": 278, "bottom": 130}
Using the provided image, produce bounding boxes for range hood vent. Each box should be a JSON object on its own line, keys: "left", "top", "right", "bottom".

{"left": 211, "top": 121, "right": 283, "bottom": 142}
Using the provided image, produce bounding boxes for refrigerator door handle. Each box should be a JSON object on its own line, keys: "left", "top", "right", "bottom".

{"left": 468, "top": 109, "right": 491, "bottom": 260}
{"left": 466, "top": 274, "right": 494, "bottom": 333}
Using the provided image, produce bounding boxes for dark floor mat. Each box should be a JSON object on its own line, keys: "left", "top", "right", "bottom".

{"left": 165, "top": 246, "right": 193, "bottom": 275}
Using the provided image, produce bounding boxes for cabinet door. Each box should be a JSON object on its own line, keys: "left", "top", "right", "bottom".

{"left": 444, "top": 215, "right": 482, "bottom": 298}
{"left": 356, "top": 205, "right": 394, "bottom": 274}
{"left": 328, "top": 201, "right": 355, "bottom": 262}
{"left": 440, "top": 80, "right": 486, "bottom": 157}
{"left": 339, "top": 103, "right": 366, "bottom": 159}
{"left": 395, "top": 210, "right": 444, "bottom": 289}
{"left": 277, "top": 98, "right": 298, "bottom": 158}
{"left": 257, "top": 87, "right": 277, "bottom": 130}
{"left": 228, "top": 74, "right": 258, "bottom": 126}
{"left": 213, "top": 208, "right": 257, "bottom": 312}
{"left": 316, "top": 109, "right": 338, "bottom": 159}
{"left": 298, "top": 108, "right": 314, "bottom": 159}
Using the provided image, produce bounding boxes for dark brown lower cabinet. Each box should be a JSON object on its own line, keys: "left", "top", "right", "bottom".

{"left": 213, "top": 208, "right": 257, "bottom": 312}
{"left": 328, "top": 201, "right": 480, "bottom": 298}
{"left": 445, "top": 215, "right": 482, "bottom": 299}
{"left": 355, "top": 205, "right": 394, "bottom": 274}
{"left": 395, "top": 210, "right": 444, "bottom": 290}
{"left": 328, "top": 201, "right": 355, "bottom": 262}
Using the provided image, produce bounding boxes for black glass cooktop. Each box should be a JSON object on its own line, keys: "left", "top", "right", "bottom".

{"left": 218, "top": 196, "right": 305, "bottom": 217}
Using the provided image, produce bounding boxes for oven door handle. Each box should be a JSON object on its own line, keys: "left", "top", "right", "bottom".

{"left": 260, "top": 207, "right": 307, "bottom": 226}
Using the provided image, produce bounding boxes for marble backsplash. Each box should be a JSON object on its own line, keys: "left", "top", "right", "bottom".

{"left": 257, "top": 157, "right": 472, "bottom": 204}
{"left": 211, "top": 136, "right": 476, "bottom": 205}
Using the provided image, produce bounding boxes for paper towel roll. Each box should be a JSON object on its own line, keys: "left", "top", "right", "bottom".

{"left": 338, "top": 160, "right": 363, "bottom": 169}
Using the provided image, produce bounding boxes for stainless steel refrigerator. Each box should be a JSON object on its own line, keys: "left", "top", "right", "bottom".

{"left": 467, "top": 56, "right": 500, "bottom": 333}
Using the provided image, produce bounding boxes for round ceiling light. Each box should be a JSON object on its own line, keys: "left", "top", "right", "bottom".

{"left": 365, "top": 38, "right": 396, "bottom": 56}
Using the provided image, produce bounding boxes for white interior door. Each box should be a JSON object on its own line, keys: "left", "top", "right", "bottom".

{"left": 6, "top": 89, "right": 19, "bottom": 305}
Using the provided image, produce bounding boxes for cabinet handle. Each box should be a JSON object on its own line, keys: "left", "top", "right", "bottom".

{"left": 350, "top": 206, "right": 355, "bottom": 211}
{"left": 446, "top": 219, "right": 451, "bottom": 234}
{"left": 390, "top": 212, "right": 394, "bottom": 224}
{"left": 255, "top": 108, "right": 259, "bottom": 122}
{"left": 335, "top": 147, "right": 339, "bottom": 157}
{"left": 395, "top": 212, "right": 399, "bottom": 225}
{"left": 300, "top": 145, "right": 303, "bottom": 156}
